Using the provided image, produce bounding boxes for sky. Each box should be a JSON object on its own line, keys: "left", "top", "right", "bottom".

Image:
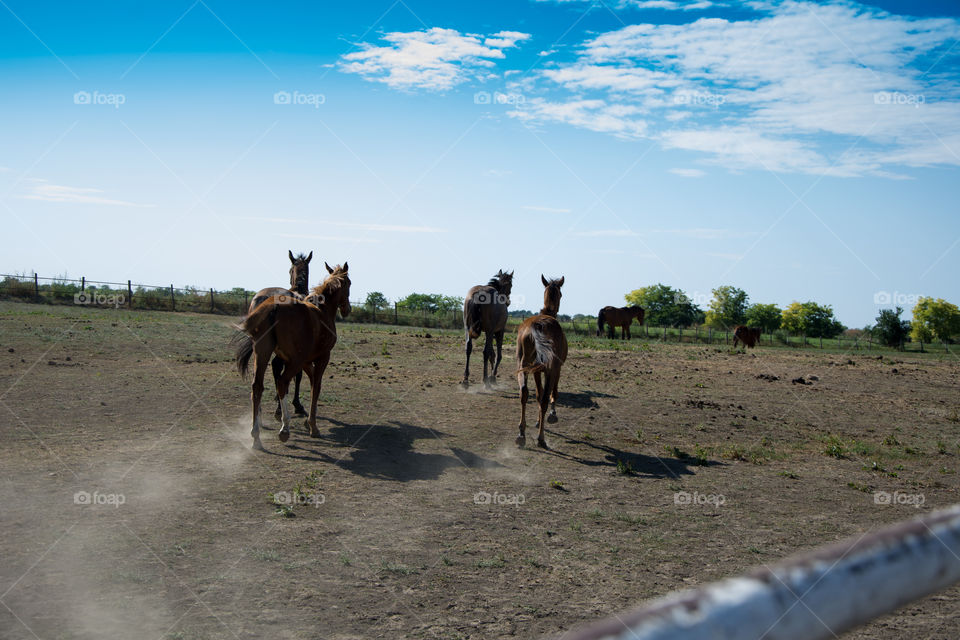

{"left": 1, "top": 0, "right": 958, "bottom": 326}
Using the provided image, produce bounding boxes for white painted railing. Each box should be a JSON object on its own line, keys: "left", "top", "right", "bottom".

{"left": 560, "top": 505, "right": 960, "bottom": 640}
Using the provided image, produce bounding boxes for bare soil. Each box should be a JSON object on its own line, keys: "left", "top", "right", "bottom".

{"left": 1, "top": 301, "right": 959, "bottom": 639}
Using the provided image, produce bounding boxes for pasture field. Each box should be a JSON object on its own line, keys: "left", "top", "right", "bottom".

{"left": 2, "top": 300, "right": 960, "bottom": 639}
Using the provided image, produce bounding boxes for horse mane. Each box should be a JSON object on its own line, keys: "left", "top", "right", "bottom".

{"left": 310, "top": 267, "right": 348, "bottom": 306}
{"left": 487, "top": 272, "right": 511, "bottom": 292}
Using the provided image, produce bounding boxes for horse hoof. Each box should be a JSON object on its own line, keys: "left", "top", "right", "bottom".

{"left": 515, "top": 435, "right": 526, "bottom": 448}
{"left": 309, "top": 430, "right": 322, "bottom": 438}
{"left": 252, "top": 440, "right": 265, "bottom": 451}
{"left": 278, "top": 430, "right": 290, "bottom": 443}
{"left": 460, "top": 380, "right": 469, "bottom": 389}
{"left": 547, "top": 413, "right": 558, "bottom": 424}
{"left": 537, "top": 438, "right": 549, "bottom": 450}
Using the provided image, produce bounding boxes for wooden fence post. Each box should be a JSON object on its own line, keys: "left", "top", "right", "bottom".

{"left": 394, "top": 302, "right": 398, "bottom": 324}
{"left": 34, "top": 273, "right": 39, "bottom": 299}
{"left": 169, "top": 285, "right": 175, "bottom": 311}
{"left": 127, "top": 280, "right": 132, "bottom": 309}
{"left": 81, "top": 276, "right": 85, "bottom": 292}
{"left": 209, "top": 288, "right": 215, "bottom": 313}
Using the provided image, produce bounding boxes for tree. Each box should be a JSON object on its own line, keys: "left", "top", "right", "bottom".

{"left": 781, "top": 301, "right": 844, "bottom": 338}
{"left": 704, "top": 286, "right": 749, "bottom": 329}
{"left": 437, "top": 295, "right": 464, "bottom": 313}
{"left": 745, "top": 303, "right": 782, "bottom": 334}
{"left": 365, "top": 291, "right": 389, "bottom": 311}
{"left": 911, "top": 297, "right": 960, "bottom": 344}
{"left": 400, "top": 293, "right": 440, "bottom": 312}
{"left": 625, "top": 284, "right": 703, "bottom": 327}
{"left": 874, "top": 307, "right": 911, "bottom": 349}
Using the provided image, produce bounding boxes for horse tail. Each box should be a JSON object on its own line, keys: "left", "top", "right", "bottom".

{"left": 596, "top": 308, "right": 606, "bottom": 336}
{"left": 232, "top": 303, "right": 278, "bottom": 379}
{"left": 465, "top": 300, "right": 483, "bottom": 339}
{"left": 518, "top": 327, "right": 559, "bottom": 375}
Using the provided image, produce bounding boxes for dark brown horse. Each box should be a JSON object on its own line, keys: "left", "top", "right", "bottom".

{"left": 515, "top": 275, "right": 567, "bottom": 449}
{"left": 461, "top": 269, "right": 513, "bottom": 389}
{"left": 597, "top": 305, "right": 644, "bottom": 339}
{"left": 249, "top": 250, "right": 312, "bottom": 417}
{"left": 732, "top": 325, "right": 762, "bottom": 348}
{"left": 234, "top": 262, "right": 350, "bottom": 450}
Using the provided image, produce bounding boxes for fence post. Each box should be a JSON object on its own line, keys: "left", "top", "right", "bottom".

{"left": 127, "top": 280, "right": 132, "bottom": 309}
{"left": 34, "top": 273, "right": 39, "bottom": 299}
{"left": 81, "top": 276, "right": 85, "bottom": 292}
{"left": 170, "top": 285, "right": 175, "bottom": 311}
{"left": 210, "top": 288, "right": 215, "bottom": 313}
{"left": 820, "top": 336, "right": 823, "bottom": 349}
{"left": 394, "top": 302, "right": 398, "bottom": 324}
{"left": 243, "top": 290, "right": 248, "bottom": 310}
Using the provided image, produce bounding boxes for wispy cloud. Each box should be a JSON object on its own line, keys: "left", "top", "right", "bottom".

{"left": 574, "top": 229, "right": 639, "bottom": 237}
{"left": 338, "top": 27, "right": 530, "bottom": 91}
{"left": 240, "top": 217, "right": 446, "bottom": 233}
{"left": 523, "top": 205, "right": 571, "bottom": 213}
{"left": 19, "top": 182, "right": 153, "bottom": 207}
{"left": 274, "top": 233, "right": 380, "bottom": 244}
{"left": 513, "top": 1, "right": 960, "bottom": 176}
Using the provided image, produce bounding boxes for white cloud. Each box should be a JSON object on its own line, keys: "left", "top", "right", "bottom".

{"left": 19, "top": 182, "right": 152, "bottom": 207}
{"left": 516, "top": 1, "right": 960, "bottom": 176}
{"left": 339, "top": 27, "right": 530, "bottom": 91}
{"left": 624, "top": 0, "right": 715, "bottom": 9}
{"left": 669, "top": 167, "right": 706, "bottom": 177}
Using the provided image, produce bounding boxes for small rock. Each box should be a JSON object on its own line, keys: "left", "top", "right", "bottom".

{"left": 808, "top": 375, "right": 819, "bottom": 381}
{"left": 7, "top": 348, "right": 13, "bottom": 353}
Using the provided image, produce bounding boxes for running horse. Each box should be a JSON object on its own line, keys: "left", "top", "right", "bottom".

{"left": 461, "top": 269, "right": 513, "bottom": 389}
{"left": 234, "top": 262, "right": 350, "bottom": 449}
{"left": 597, "top": 305, "right": 645, "bottom": 340}
{"left": 249, "top": 250, "right": 312, "bottom": 417}
{"left": 515, "top": 276, "right": 567, "bottom": 449}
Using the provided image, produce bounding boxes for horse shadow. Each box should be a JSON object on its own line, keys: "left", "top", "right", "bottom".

{"left": 280, "top": 419, "right": 503, "bottom": 482}
{"left": 541, "top": 430, "right": 725, "bottom": 479}
{"left": 558, "top": 390, "right": 617, "bottom": 409}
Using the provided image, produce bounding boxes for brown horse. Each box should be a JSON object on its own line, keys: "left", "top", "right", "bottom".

{"left": 249, "top": 250, "right": 312, "bottom": 417}
{"left": 597, "top": 305, "right": 644, "bottom": 339}
{"left": 732, "top": 325, "right": 762, "bottom": 348}
{"left": 234, "top": 262, "right": 350, "bottom": 450}
{"left": 462, "top": 269, "right": 513, "bottom": 389}
{"left": 515, "top": 275, "right": 567, "bottom": 449}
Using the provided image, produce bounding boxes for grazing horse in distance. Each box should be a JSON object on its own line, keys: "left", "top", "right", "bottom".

{"left": 234, "top": 262, "right": 350, "bottom": 450}
{"left": 461, "top": 269, "right": 514, "bottom": 389}
{"left": 515, "top": 275, "right": 567, "bottom": 449}
{"left": 597, "top": 305, "right": 645, "bottom": 340}
{"left": 249, "top": 250, "right": 313, "bottom": 417}
{"left": 733, "top": 325, "right": 762, "bottom": 348}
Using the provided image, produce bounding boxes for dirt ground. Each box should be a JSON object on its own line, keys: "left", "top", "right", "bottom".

{"left": 1, "top": 300, "right": 959, "bottom": 640}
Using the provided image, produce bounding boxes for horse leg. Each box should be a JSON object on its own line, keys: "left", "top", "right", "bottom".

{"left": 547, "top": 366, "right": 560, "bottom": 424}
{"left": 535, "top": 371, "right": 550, "bottom": 449}
{"left": 292, "top": 370, "right": 307, "bottom": 416}
{"left": 271, "top": 356, "right": 285, "bottom": 420}
{"left": 251, "top": 356, "right": 270, "bottom": 451}
{"left": 482, "top": 333, "right": 494, "bottom": 389}
{"left": 492, "top": 330, "right": 504, "bottom": 383}
{"left": 516, "top": 370, "right": 528, "bottom": 448}
{"left": 461, "top": 334, "right": 472, "bottom": 388}
{"left": 626, "top": 325, "right": 631, "bottom": 340}
{"left": 306, "top": 353, "right": 330, "bottom": 438}
{"left": 276, "top": 368, "right": 296, "bottom": 443}
{"left": 607, "top": 324, "right": 614, "bottom": 339}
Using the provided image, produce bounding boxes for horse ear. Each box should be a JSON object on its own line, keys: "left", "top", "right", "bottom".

{"left": 306, "top": 251, "right": 313, "bottom": 263}
{"left": 541, "top": 274, "right": 548, "bottom": 287}
{"left": 325, "top": 262, "right": 334, "bottom": 274}
{"left": 509, "top": 270, "right": 514, "bottom": 277}
{"left": 289, "top": 250, "right": 295, "bottom": 263}
{"left": 557, "top": 276, "right": 564, "bottom": 287}
{"left": 342, "top": 261, "right": 348, "bottom": 272}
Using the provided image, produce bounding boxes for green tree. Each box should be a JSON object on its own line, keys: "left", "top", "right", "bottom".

{"left": 400, "top": 293, "right": 441, "bottom": 312}
{"left": 874, "top": 307, "right": 911, "bottom": 349}
{"left": 911, "top": 297, "right": 960, "bottom": 344}
{"left": 745, "top": 303, "right": 782, "bottom": 334}
{"left": 437, "top": 295, "right": 464, "bottom": 312}
{"left": 365, "top": 291, "right": 389, "bottom": 311}
{"left": 625, "top": 284, "right": 703, "bottom": 327}
{"left": 781, "top": 301, "right": 844, "bottom": 338}
{"left": 704, "top": 286, "right": 749, "bottom": 329}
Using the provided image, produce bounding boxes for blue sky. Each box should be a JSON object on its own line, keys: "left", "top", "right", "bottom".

{"left": 1, "top": 0, "right": 958, "bottom": 326}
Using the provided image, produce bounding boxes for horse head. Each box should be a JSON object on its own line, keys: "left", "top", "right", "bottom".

{"left": 540, "top": 275, "right": 564, "bottom": 317}
{"left": 324, "top": 261, "right": 352, "bottom": 318}
{"left": 288, "top": 250, "right": 313, "bottom": 295}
